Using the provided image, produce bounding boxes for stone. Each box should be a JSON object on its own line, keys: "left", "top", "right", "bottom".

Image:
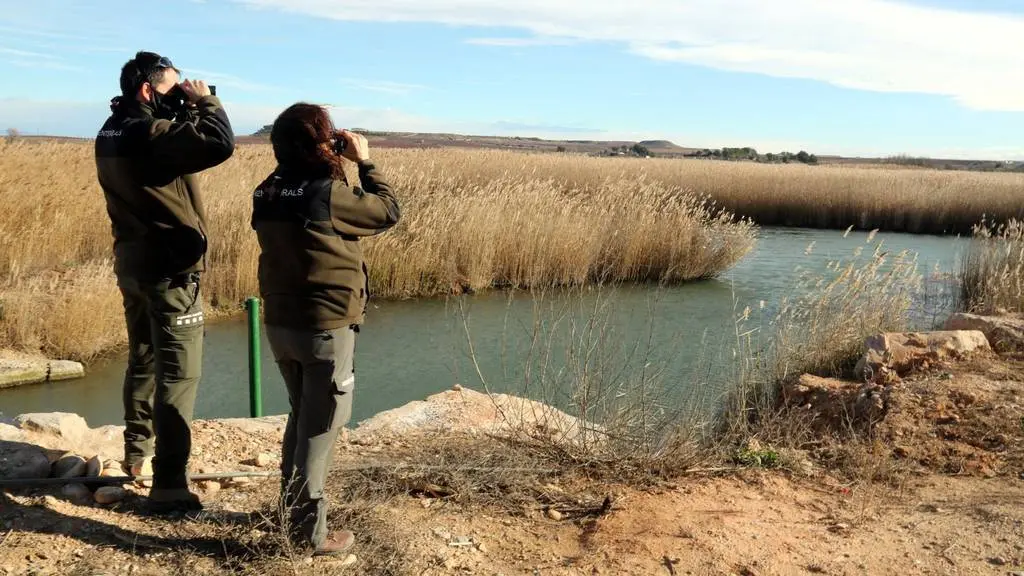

{"left": 62, "top": 483, "right": 92, "bottom": 505}
{"left": 198, "top": 480, "right": 221, "bottom": 495}
{"left": 0, "top": 441, "right": 51, "bottom": 479}
{"left": 340, "top": 554, "right": 357, "bottom": 567}
{"left": 254, "top": 453, "right": 275, "bottom": 467}
{"left": 52, "top": 454, "right": 87, "bottom": 479}
{"left": 0, "top": 358, "right": 83, "bottom": 388}
{"left": 0, "top": 423, "right": 25, "bottom": 442}
{"left": 48, "top": 361, "right": 85, "bottom": 382}
{"left": 94, "top": 487, "right": 127, "bottom": 505}
{"left": 15, "top": 413, "right": 89, "bottom": 440}
{"left": 85, "top": 456, "right": 102, "bottom": 478}
{"left": 944, "top": 313, "right": 1024, "bottom": 354}
{"left": 854, "top": 330, "right": 990, "bottom": 381}
{"left": 452, "top": 383, "right": 463, "bottom": 392}
{"left": 547, "top": 509, "right": 564, "bottom": 521}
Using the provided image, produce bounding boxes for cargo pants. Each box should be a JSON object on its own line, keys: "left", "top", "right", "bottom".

{"left": 266, "top": 325, "right": 355, "bottom": 549}
{"left": 117, "top": 272, "right": 204, "bottom": 491}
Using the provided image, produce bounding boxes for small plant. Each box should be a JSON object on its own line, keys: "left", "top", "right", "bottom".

{"left": 733, "top": 445, "right": 781, "bottom": 468}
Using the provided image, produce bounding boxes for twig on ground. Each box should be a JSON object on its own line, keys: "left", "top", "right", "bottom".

{"left": 0, "top": 529, "right": 13, "bottom": 549}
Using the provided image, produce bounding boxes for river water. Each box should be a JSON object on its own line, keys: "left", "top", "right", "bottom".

{"left": 0, "top": 227, "right": 968, "bottom": 428}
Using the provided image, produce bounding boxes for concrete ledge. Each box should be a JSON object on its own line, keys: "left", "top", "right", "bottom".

{"left": 0, "top": 358, "right": 85, "bottom": 389}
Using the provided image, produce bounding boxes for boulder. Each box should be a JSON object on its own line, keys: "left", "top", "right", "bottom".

{"left": 94, "top": 486, "right": 128, "bottom": 505}
{"left": 0, "top": 358, "right": 84, "bottom": 389}
{"left": 350, "top": 387, "right": 599, "bottom": 448}
{"left": 85, "top": 456, "right": 102, "bottom": 478}
{"left": 0, "top": 441, "right": 51, "bottom": 479}
{"left": 15, "top": 413, "right": 89, "bottom": 440}
{"left": 52, "top": 454, "right": 88, "bottom": 478}
{"left": 854, "top": 330, "right": 990, "bottom": 381}
{"left": 944, "top": 313, "right": 1024, "bottom": 354}
{"left": 782, "top": 374, "right": 890, "bottom": 432}
{"left": 62, "top": 483, "right": 93, "bottom": 505}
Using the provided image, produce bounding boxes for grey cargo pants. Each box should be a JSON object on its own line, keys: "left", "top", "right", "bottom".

{"left": 117, "top": 272, "right": 204, "bottom": 490}
{"left": 266, "top": 325, "right": 355, "bottom": 549}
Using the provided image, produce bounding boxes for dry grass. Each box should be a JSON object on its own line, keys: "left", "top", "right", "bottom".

{"left": 959, "top": 217, "right": 1024, "bottom": 314}
{"left": 718, "top": 233, "right": 923, "bottom": 445}
{"left": 0, "top": 139, "right": 756, "bottom": 361}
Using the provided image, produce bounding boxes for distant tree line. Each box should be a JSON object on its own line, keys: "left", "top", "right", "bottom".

{"left": 685, "top": 147, "right": 818, "bottom": 165}
{"left": 597, "top": 143, "right": 654, "bottom": 158}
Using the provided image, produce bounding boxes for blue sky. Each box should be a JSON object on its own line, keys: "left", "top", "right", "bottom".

{"left": 1, "top": 0, "right": 1023, "bottom": 159}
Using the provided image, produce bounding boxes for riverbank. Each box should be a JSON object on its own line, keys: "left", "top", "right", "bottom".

{"left": 1, "top": 320, "right": 1021, "bottom": 575}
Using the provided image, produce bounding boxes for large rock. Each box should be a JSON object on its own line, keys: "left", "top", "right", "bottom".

{"left": 351, "top": 387, "right": 597, "bottom": 447}
{"left": 53, "top": 454, "right": 88, "bottom": 478}
{"left": 0, "top": 441, "right": 52, "bottom": 479}
{"left": 0, "top": 358, "right": 84, "bottom": 389}
{"left": 15, "top": 413, "right": 89, "bottom": 440}
{"left": 854, "top": 330, "right": 990, "bottom": 382}
{"left": 944, "top": 313, "right": 1024, "bottom": 354}
{"left": 782, "top": 374, "right": 890, "bottom": 432}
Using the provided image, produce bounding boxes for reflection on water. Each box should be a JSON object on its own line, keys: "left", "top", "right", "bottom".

{"left": 0, "top": 227, "right": 969, "bottom": 428}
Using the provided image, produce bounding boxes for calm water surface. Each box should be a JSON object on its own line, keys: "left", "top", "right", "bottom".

{"left": 0, "top": 227, "right": 968, "bottom": 427}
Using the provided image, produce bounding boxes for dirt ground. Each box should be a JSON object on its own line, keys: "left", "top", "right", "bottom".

{"left": 1, "top": 354, "right": 1022, "bottom": 576}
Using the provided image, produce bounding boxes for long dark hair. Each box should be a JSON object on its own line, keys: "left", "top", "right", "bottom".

{"left": 270, "top": 103, "right": 345, "bottom": 180}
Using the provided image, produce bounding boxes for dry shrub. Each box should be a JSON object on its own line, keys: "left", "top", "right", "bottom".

{"left": 719, "top": 234, "right": 923, "bottom": 444}
{"left": 960, "top": 217, "right": 1024, "bottom": 314}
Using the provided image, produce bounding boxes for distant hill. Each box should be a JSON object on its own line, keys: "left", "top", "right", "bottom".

{"left": 209, "top": 127, "right": 1023, "bottom": 172}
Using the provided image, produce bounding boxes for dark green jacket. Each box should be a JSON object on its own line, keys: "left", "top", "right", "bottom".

{"left": 95, "top": 96, "right": 235, "bottom": 281}
{"left": 250, "top": 160, "right": 400, "bottom": 329}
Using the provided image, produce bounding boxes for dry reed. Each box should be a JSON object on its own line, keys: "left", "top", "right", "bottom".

{"left": 959, "top": 217, "right": 1024, "bottom": 314}
{"left": 0, "top": 139, "right": 755, "bottom": 361}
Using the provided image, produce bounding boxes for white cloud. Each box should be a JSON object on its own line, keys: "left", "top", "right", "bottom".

{"left": 235, "top": 0, "right": 1024, "bottom": 112}
{"left": 337, "top": 78, "right": 428, "bottom": 95}
{"left": 184, "top": 68, "right": 280, "bottom": 93}
{"left": 465, "top": 37, "right": 579, "bottom": 47}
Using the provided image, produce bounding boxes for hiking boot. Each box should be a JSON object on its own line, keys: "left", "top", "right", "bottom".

{"left": 312, "top": 530, "right": 355, "bottom": 557}
{"left": 147, "top": 487, "right": 203, "bottom": 515}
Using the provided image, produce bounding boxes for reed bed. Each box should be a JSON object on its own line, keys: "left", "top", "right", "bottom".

{"left": 959, "top": 218, "right": 1024, "bottom": 314}
{"left": 0, "top": 139, "right": 755, "bottom": 360}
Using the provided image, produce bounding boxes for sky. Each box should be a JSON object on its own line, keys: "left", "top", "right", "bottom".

{"left": 1, "top": 0, "right": 1023, "bottom": 159}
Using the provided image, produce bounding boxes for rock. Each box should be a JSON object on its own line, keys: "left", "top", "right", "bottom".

{"left": 547, "top": 509, "right": 564, "bottom": 521}
{"left": 197, "top": 480, "right": 221, "bottom": 495}
{"left": 0, "top": 423, "right": 25, "bottom": 442}
{"left": 0, "top": 441, "right": 51, "bottom": 479}
{"left": 48, "top": 360, "right": 85, "bottom": 382}
{"left": 62, "top": 483, "right": 92, "bottom": 504}
{"left": 253, "top": 453, "right": 275, "bottom": 467}
{"left": 340, "top": 554, "right": 357, "bottom": 567}
{"left": 854, "top": 330, "right": 990, "bottom": 381}
{"left": 452, "top": 383, "right": 463, "bottom": 392}
{"left": 94, "top": 486, "right": 127, "bottom": 505}
{"left": 85, "top": 456, "right": 102, "bottom": 478}
{"left": 351, "top": 387, "right": 598, "bottom": 448}
{"left": 944, "top": 313, "right": 1024, "bottom": 354}
{"left": 52, "top": 454, "right": 88, "bottom": 478}
{"left": 15, "top": 413, "right": 89, "bottom": 440}
{"left": 476, "top": 542, "right": 489, "bottom": 554}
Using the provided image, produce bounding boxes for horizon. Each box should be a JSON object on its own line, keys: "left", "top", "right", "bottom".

{"left": 2, "top": 0, "right": 1023, "bottom": 161}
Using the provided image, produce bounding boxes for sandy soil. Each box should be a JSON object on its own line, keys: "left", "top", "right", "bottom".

{"left": 1, "top": 354, "right": 1021, "bottom": 576}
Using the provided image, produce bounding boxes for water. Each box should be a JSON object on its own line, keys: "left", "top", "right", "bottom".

{"left": 0, "top": 227, "right": 969, "bottom": 427}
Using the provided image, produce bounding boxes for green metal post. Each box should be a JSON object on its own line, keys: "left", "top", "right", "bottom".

{"left": 246, "top": 297, "right": 263, "bottom": 417}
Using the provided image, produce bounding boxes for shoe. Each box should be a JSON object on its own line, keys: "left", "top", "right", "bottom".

{"left": 147, "top": 488, "right": 204, "bottom": 515}
{"left": 312, "top": 530, "right": 355, "bottom": 557}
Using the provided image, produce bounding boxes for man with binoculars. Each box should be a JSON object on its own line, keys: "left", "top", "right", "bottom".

{"left": 95, "top": 50, "right": 235, "bottom": 513}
